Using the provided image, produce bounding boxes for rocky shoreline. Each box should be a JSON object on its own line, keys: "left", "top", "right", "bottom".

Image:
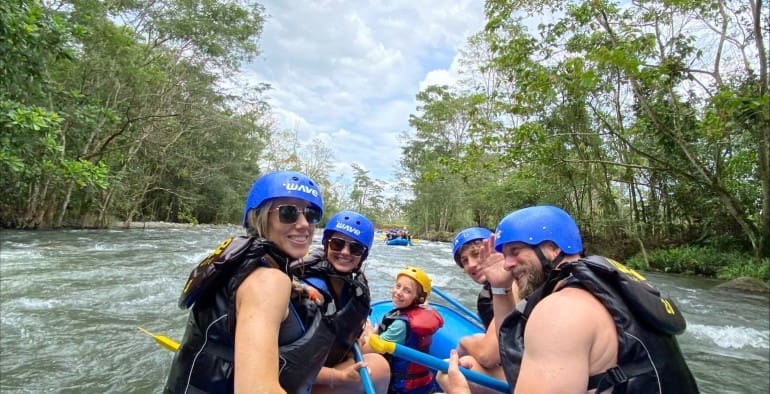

{"left": 110, "top": 221, "right": 241, "bottom": 230}
{"left": 712, "top": 276, "right": 770, "bottom": 293}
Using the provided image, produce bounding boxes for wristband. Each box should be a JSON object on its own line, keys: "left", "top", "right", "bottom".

{"left": 490, "top": 286, "right": 512, "bottom": 295}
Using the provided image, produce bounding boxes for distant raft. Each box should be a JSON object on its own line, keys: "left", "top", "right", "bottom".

{"left": 385, "top": 237, "right": 412, "bottom": 246}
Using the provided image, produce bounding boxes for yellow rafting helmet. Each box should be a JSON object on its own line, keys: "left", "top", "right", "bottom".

{"left": 398, "top": 266, "right": 432, "bottom": 300}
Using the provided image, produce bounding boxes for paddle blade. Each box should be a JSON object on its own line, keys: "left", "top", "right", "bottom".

{"left": 154, "top": 334, "right": 180, "bottom": 352}
{"left": 138, "top": 327, "right": 180, "bottom": 352}
{"left": 368, "top": 334, "right": 396, "bottom": 354}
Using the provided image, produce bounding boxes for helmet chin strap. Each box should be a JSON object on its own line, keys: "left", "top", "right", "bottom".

{"left": 257, "top": 239, "right": 293, "bottom": 277}
{"left": 534, "top": 245, "right": 565, "bottom": 280}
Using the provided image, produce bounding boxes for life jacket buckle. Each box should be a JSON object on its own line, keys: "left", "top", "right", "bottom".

{"left": 606, "top": 366, "right": 628, "bottom": 384}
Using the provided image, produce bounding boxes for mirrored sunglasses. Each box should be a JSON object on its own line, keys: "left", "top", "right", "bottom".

{"left": 273, "top": 205, "right": 322, "bottom": 225}
{"left": 328, "top": 237, "right": 367, "bottom": 257}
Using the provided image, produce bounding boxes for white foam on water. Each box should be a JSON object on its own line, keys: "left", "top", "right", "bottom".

{"left": 0, "top": 248, "right": 44, "bottom": 261}
{"left": 688, "top": 323, "right": 769, "bottom": 349}
{"left": 2, "top": 240, "right": 37, "bottom": 248}
{"left": 89, "top": 242, "right": 120, "bottom": 251}
{"left": 3, "top": 296, "right": 63, "bottom": 310}
{"left": 130, "top": 242, "right": 161, "bottom": 250}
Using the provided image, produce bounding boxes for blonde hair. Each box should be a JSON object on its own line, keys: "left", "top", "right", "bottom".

{"left": 245, "top": 201, "right": 272, "bottom": 239}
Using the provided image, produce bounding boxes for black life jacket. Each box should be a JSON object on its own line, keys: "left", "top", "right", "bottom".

{"left": 477, "top": 284, "right": 494, "bottom": 329}
{"left": 164, "top": 237, "right": 334, "bottom": 394}
{"left": 499, "top": 255, "right": 699, "bottom": 393}
{"left": 291, "top": 248, "right": 372, "bottom": 366}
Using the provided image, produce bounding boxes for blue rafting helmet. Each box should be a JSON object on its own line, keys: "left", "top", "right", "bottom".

{"left": 494, "top": 205, "right": 583, "bottom": 255}
{"left": 322, "top": 210, "right": 375, "bottom": 262}
{"left": 452, "top": 227, "right": 493, "bottom": 267}
{"left": 242, "top": 171, "right": 324, "bottom": 227}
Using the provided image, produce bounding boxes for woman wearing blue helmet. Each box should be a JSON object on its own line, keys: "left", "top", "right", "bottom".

{"left": 166, "top": 171, "right": 336, "bottom": 393}
{"left": 292, "top": 210, "right": 391, "bottom": 394}
{"left": 440, "top": 205, "right": 698, "bottom": 394}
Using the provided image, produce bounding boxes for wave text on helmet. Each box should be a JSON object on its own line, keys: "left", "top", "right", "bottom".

{"left": 285, "top": 182, "right": 319, "bottom": 197}
{"left": 335, "top": 222, "right": 361, "bottom": 236}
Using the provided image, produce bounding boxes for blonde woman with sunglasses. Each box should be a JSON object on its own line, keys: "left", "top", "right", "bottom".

{"left": 165, "top": 171, "right": 335, "bottom": 393}
{"left": 292, "top": 211, "right": 391, "bottom": 394}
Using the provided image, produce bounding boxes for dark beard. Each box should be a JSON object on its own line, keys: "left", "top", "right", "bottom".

{"left": 518, "top": 267, "right": 546, "bottom": 300}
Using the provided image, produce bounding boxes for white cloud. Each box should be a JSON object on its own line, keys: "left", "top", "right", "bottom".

{"left": 243, "top": 0, "right": 485, "bottom": 190}
{"left": 419, "top": 69, "right": 454, "bottom": 91}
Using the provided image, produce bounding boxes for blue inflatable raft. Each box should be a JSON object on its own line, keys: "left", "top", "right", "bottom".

{"left": 385, "top": 238, "right": 412, "bottom": 246}
{"left": 369, "top": 299, "right": 484, "bottom": 359}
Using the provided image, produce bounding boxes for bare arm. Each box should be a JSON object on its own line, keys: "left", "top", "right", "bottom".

{"left": 478, "top": 235, "right": 518, "bottom": 336}
{"left": 458, "top": 319, "right": 501, "bottom": 369}
{"left": 234, "top": 267, "right": 291, "bottom": 393}
{"left": 515, "top": 288, "right": 615, "bottom": 393}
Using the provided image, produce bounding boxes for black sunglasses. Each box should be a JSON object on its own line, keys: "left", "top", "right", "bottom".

{"left": 327, "top": 237, "right": 367, "bottom": 257}
{"left": 272, "top": 205, "right": 322, "bottom": 225}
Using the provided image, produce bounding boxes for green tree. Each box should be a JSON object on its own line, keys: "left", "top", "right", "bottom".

{"left": 1, "top": 0, "right": 271, "bottom": 228}
{"left": 349, "top": 163, "right": 386, "bottom": 221}
{"left": 400, "top": 0, "right": 767, "bottom": 261}
{"left": 479, "top": 0, "right": 768, "bottom": 259}
{"left": 0, "top": 0, "right": 108, "bottom": 228}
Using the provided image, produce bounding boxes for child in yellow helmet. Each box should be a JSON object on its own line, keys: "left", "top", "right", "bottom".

{"left": 377, "top": 266, "right": 444, "bottom": 393}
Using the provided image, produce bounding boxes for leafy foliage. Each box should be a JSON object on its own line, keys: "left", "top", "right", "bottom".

{"left": 401, "top": 0, "right": 769, "bottom": 269}
{"left": 627, "top": 246, "right": 769, "bottom": 281}
{"left": 0, "top": 0, "right": 268, "bottom": 228}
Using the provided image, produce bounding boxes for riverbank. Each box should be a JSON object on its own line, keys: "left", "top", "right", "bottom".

{"left": 109, "top": 221, "right": 240, "bottom": 230}
{"left": 8, "top": 220, "right": 765, "bottom": 285}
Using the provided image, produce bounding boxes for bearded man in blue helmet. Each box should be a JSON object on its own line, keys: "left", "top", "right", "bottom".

{"left": 440, "top": 205, "right": 699, "bottom": 393}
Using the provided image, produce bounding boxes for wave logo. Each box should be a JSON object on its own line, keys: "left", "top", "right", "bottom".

{"left": 335, "top": 222, "right": 361, "bottom": 236}
{"left": 285, "top": 182, "right": 319, "bottom": 197}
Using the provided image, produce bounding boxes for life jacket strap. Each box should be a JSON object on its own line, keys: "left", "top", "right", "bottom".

{"left": 391, "top": 370, "right": 432, "bottom": 380}
{"left": 588, "top": 362, "right": 655, "bottom": 391}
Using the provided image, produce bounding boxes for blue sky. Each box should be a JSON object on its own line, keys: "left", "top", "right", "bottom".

{"left": 241, "top": 1, "right": 486, "bottom": 188}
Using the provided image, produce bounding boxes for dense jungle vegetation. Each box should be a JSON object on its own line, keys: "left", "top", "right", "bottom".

{"left": 1, "top": 0, "right": 768, "bottom": 280}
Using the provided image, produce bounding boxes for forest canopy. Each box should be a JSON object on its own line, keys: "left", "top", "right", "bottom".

{"left": 1, "top": 0, "right": 767, "bottom": 275}
{"left": 399, "top": 0, "right": 768, "bottom": 265}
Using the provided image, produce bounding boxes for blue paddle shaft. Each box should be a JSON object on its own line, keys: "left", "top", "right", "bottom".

{"left": 353, "top": 343, "right": 377, "bottom": 394}
{"left": 432, "top": 287, "right": 484, "bottom": 326}
{"left": 391, "top": 342, "right": 510, "bottom": 393}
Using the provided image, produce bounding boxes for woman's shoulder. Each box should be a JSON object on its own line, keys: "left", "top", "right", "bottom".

{"left": 235, "top": 268, "right": 292, "bottom": 313}
{"left": 244, "top": 266, "right": 292, "bottom": 287}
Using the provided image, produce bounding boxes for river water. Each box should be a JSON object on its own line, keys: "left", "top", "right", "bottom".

{"left": 1, "top": 227, "right": 768, "bottom": 393}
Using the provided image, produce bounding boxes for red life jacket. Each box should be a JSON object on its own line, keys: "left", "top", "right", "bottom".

{"left": 379, "top": 304, "right": 444, "bottom": 393}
